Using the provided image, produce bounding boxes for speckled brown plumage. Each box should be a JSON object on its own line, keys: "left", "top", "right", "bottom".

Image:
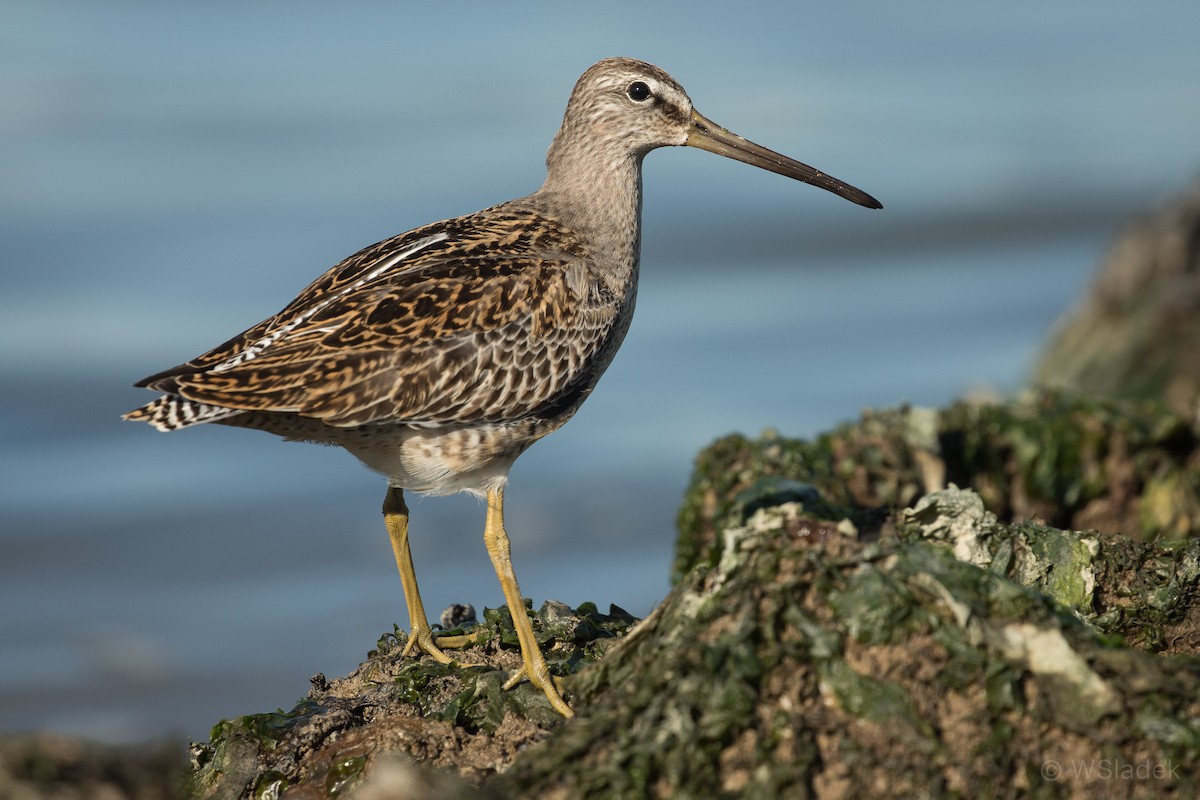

{"left": 131, "top": 209, "right": 613, "bottom": 421}
{"left": 124, "top": 57, "right": 880, "bottom": 716}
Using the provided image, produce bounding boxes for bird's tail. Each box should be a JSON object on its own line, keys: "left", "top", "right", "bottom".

{"left": 123, "top": 395, "right": 242, "bottom": 432}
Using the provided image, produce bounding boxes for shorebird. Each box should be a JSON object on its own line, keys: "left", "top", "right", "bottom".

{"left": 124, "top": 57, "right": 881, "bottom": 718}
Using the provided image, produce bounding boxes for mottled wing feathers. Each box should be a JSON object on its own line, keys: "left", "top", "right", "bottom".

{"left": 133, "top": 225, "right": 455, "bottom": 389}
{"left": 130, "top": 204, "right": 619, "bottom": 430}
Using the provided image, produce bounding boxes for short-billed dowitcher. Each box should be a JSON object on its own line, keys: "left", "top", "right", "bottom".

{"left": 125, "top": 57, "right": 881, "bottom": 717}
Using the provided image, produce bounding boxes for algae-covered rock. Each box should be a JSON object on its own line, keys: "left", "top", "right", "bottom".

{"left": 1034, "top": 179, "right": 1200, "bottom": 420}
{"left": 188, "top": 601, "right": 636, "bottom": 798}
{"left": 500, "top": 493, "right": 1200, "bottom": 798}
{"left": 905, "top": 487, "right": 1200, "bottom": 653}
{"left": 676, "top": 391, "right": 1200, "bottom": 583}
{"left": 0, "top": 733, "right": 186, "bottom": 799}
{"left": 183, "top": 392, "right": 1200, "bottom": 798}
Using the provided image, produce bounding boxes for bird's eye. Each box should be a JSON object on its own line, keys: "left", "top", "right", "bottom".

{"left": 627, "top": 81, "right": 651, "bottom": 102}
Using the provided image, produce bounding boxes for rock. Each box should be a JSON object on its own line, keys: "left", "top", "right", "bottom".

{"left": 171, "top": 391, "right": 1200, "bottom": 798}
{"left": 189, "top": 602, "right": 638, "bottom": 798}
{"left": 502, "top": 481, "right": 1200, "bottom": 797}
{"left": 11, "top": 393, "right": 1198, "bottom": 798}
{"left": 1034, "top": 179, "right": 1200, "bottom": 421}
{"left": 676, "top": 392, "right": 1200, "bottom": 570}
{"left": 0, "top": 733, "right": 185, "bottom": 799}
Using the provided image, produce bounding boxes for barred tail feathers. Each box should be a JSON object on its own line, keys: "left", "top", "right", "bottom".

{"left": 123, "top": 395, "right": 242, "bottom": 432}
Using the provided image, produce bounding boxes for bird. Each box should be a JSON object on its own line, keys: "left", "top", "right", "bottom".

{"left": 124, "top": 57, "right": 881, "bottom": 718}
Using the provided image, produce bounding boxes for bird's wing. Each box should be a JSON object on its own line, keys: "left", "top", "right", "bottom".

{"left": 135, "top": 207, "right": 622, "bottom": 428}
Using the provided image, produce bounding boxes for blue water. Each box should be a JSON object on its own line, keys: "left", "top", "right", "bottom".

{"left": 3, "top": 2, "right": 1199, "bottom": 741}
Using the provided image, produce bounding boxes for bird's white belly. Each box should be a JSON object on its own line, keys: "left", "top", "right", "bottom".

{"left": 336, "top": 419, "right": 554, "bottom": 497}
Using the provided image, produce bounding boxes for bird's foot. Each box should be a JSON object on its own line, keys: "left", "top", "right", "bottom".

{"left": 503, "top": 661, "right": 574, "bottom": 717}
{"left": 400, "top": 622, "right": 474, "bottom": 663}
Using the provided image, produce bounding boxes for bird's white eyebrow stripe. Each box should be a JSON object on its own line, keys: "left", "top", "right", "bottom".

{"left": 212, "top": 232, "right": 448, "bottom": 372}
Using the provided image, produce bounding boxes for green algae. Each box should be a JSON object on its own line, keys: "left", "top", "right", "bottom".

{"left": 324, "top": 755, "right": 365, "bottom": 795}
{"left": 676, "top": 391, "right": 1200, "bottom": 586}
{"left": 827, "top": 566, "right": 917, "bottom": 645}
{"left": 252, "top": 770, "right": 287, "bottom": 799}
{"left": 192, "top": 705, "right": 327, "bottom": 800}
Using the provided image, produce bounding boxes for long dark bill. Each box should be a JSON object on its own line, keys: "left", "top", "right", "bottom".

{"left": 686, "top": 109, "right": 882, "bottom": 209}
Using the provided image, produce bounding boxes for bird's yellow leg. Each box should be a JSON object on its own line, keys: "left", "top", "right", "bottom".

{"left": 383, "top": 487, "right": 472, "bottom": 661}
{"left": 483, "top": 487, "right": 574, "bottom": 717}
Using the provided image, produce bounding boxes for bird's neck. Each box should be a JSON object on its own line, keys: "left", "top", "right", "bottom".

{"left": 535, "top": 135, "right": 644, "bottom": 279}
